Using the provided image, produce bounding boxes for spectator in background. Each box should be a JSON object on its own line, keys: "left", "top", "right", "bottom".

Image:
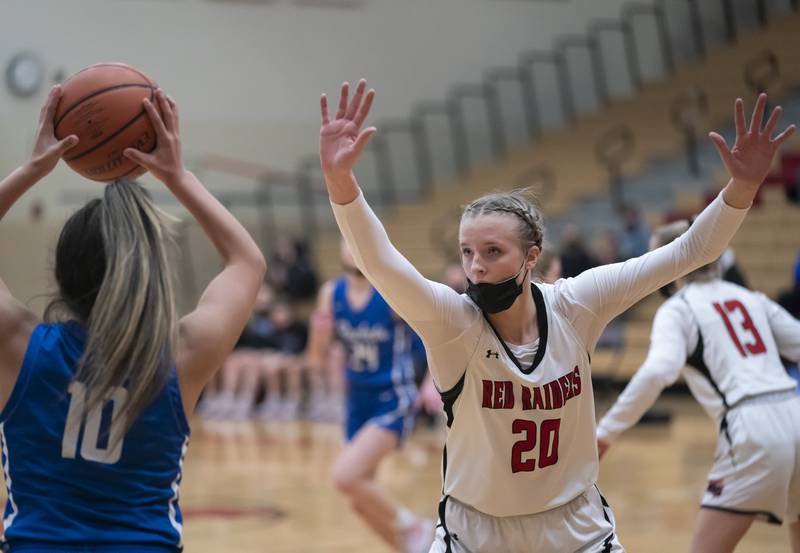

{"left": 592, "top": 229, "right": 621, "bottom": 266}
{"left": 617, "top": 203, "right": 650, "bottom": 260}
{"left": 559, "top": 223, "right": 598, "bottom": 278}
{"left": 532, "top": 248, "right": 561, "bottom": 284}
{"left": 257, "top": 300, "right": 309, "bottom": 421}
{"left": 440, "top": 263, "right": 467, "bottom": 294}
{"left": 198, "top": 282, "right": 275, "bottom": 420}
{"left": 269, "top": 236, "right": 319, "bottom": 302}
{"left": 763, "top": 147, "right": 800, "bottom": 204}
{"left": 718, "top": 247, "right": 749, "bottom": 288}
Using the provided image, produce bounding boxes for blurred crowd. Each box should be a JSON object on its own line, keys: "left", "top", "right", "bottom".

{"left": 198, "top": 143, "right": 800, "bottom": 424}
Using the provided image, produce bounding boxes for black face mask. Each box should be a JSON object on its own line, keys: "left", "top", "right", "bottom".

{"left": 466, "top": 262, "right": 528, "bottom": 314}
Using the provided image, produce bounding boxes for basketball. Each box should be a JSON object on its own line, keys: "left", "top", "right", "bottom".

{"left": 54, "top": 63, "right": 158, "bottom": 182}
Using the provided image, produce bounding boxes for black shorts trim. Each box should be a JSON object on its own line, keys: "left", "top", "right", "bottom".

{"left": 438, "top": 495, "right": 454, "bottom": 553}
{"left": 700, "top": 504, "right": 783, "bottom": 525}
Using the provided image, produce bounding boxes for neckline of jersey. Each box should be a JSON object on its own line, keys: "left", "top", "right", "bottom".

{"left": 481, "top": 283, "right": 549, "bottom": 375}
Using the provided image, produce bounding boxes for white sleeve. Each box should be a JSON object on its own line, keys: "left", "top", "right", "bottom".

{"left": 596, "top": 300, "right": 693, "bottom": 444}
{"left": 760, "top": 293, "right": 800, "bottom": 362}
{"left": 556, "top": 193, "right": 749, "bottom": 350}
{"left": 331, "top": 191, "right": 480, "bottom": 390}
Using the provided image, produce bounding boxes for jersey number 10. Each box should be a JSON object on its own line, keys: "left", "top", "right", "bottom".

{"left": 61, "top": 382, "right": 129, "bottom": 464}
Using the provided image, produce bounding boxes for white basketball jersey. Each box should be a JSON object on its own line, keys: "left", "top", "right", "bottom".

{"left": 678, "top": 280, "right": 797, "bottom": 416}
{"left": 441, "top": 283, "right": 598, "bottom": 517}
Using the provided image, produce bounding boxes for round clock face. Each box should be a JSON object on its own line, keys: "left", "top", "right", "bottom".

{"left": 6, "top": 53, "right": 44, "bottom": 98}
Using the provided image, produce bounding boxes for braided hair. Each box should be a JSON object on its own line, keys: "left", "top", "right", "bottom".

{"left": 461, "top": 189, "right": 544, "bottom": 253}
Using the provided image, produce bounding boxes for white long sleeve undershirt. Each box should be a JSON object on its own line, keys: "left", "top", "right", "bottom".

{"left": 332, "top": 191, "right": 748, "bottom": 391}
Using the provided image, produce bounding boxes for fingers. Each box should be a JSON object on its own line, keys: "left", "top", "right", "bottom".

{"left": 123, "top": 147, "right": 151, "bottom": 167}
{"left": 748, "top": 92, "right": 767, "bottom": 134}
{"left": 335, "top": 82, "right": 349, "bottom": 120}
{"left": 734, "top": 98, "right": 746, "bottom": 137}
{"left": 773, "top": 124, "right": 796, "bottom": 147}
{"left": 155, "top": 89, "right": 175, "bottom": 134}
{"left": 142, "top": 96, "right": 168, "bottom": 138}
{"left": 709, "top": 131, "right": 734, "bottom": 167}
{"left": 166, "top": 94, "right": 180, "bottom": 132}
{"left": 39, "top": 85, "right": 62, "bottom": 129}
{"left": 351, "top": 126, "right": 377, "bottom": 158}
{"left": 353, "top": 88, "right": 375, "bottom": 129}
{"left": 345, "top": 79, "right": 366, "bottom": 121}
{"left": 762, "top": 105, "right": 782, "bottom": 137}
{"left": 320, "top": 94, "right": 330, "bottom": 125}
{"left": 54, "top": 135, "right": 79, "bottom": 156}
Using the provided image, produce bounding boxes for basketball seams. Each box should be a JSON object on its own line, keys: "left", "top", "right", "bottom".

{"left": 65, "top": 108, "right": 148, "bottom": 163}
{"left": 55, "top": 83, "right": 154, "bottom": 131}
{"left": 54, "top": 63, "right": 159, "bottom": 181}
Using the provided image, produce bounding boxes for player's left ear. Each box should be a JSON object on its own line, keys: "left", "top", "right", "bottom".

{"left": 526, "top": 245, "right": 541, "bottom": 271}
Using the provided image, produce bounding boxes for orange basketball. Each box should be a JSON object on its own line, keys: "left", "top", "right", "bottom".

{"left": 54, "top": 63, "right": 158, "bottom": 182}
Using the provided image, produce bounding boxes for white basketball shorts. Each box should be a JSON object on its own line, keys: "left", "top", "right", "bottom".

{"left": 701, "top": 391, "right": 800, "bottom": 525}
{"left": 429, "top": 485, "right": 624, "bottom": 553}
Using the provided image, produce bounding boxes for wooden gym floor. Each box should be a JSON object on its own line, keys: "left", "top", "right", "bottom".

{"left": 0, "top": 395, "right": 792, "bottom": 551}
{"left": 177, "top": 395, "right": 790, "bottom": 553}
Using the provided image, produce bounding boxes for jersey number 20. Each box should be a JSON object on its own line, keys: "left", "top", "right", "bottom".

{"left": 61, "top": 382, "right": 129, "bottom": 464}
{"left": 511, "top": 418, "right": 560, "bottom": 473}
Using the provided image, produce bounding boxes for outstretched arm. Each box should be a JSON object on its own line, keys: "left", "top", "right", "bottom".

{"left": 124, "top": 90, "right": 266, "bottom": 414}
{"left": 596, "top": 301, "right": 691, "bottom": 457}
{"left": 562, "top": 94, "right": 796, "bottom": 349}
{"left": 0, "top": 85, "right": 78, "bottom": 410}
{"left": 320, "top": 80, "right": 478, "bottom": 388}
{"left": 0, "top": 85, "right": 79, "bottom": 294}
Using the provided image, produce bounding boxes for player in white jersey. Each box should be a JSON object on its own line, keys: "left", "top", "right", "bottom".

{"left": 316, "top": 79, "right": 795, "bottom": 552}
{"left": 597, "top": 220, "right": 800, "bottom": 553}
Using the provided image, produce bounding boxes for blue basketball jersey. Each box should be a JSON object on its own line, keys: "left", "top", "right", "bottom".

{"left": 0, "top": 322, "right": 190, "bottom": 552}
{"left": 332, "top": 278, "right": 416, "bottom": 390}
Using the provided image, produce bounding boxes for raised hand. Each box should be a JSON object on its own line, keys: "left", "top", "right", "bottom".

{"left": 123, "top": 89, "right": 185, "bottom": 184}
{"left": 319, "top": 79, "right": 377, "bottom": 181}
{"left": 29, "top": 85, "right": 79, "bottom": 177}
{"left": 709, "top": 93, "right": 795, "bottom": 191}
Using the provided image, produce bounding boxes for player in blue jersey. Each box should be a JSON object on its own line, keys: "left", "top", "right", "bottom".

{"left": 0, "top": 86, "right": 265, "bottom": 551}
{"left": 307, "top": 241, "right": 435, "bottom": 553}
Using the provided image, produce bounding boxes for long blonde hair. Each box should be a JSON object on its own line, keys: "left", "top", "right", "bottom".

{"left": 47, "top": 180, "right": 177, "bottom": 433}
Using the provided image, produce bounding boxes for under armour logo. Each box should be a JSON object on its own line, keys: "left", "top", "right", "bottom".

{"left": 486, "top": 349, "right": 499, "bottom": 359}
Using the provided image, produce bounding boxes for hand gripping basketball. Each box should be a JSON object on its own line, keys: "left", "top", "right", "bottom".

{"left": 123, "top": 89, "right": 186, "bottom": 185}
{"left": 29, "top": 85, "right": 79, "bottom": 177}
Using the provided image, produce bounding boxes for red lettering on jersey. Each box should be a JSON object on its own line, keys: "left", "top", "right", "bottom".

{"left": 572, "top": 366, "right": 582, "bottom": 396}
{"left": 713, "top": 300, "right": 767, "bottom": 357}
{"left": 558, "top": 374, "right": 572, "bottom": 401}
{"left": 539, "top": 418, "right": 560, "bottom": 468}
{"left": 521, "top": 385, "right": 532, "bottom": 410}
{"left": 493, "top": 381, "right": 503, "bottom": 408}
{"left": 549, "top": 381, "right": 564, "bottom": 409}
{"left": 482, "top": 380, "right": 493, "bottom": 408}
{"left": 511, "top": 418, "right": 562, "bottom": 473}
{"left": 543, "top": 383, "right": 553, "bottom": 410}
{"left": 502, "top": 381, "right": 515, "bottom": 409}
{"left": 511, "top": 419, "right": 537, "bottom": 473}
{"left": 533, "top": 386, "right": 545, "bottom": 410}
